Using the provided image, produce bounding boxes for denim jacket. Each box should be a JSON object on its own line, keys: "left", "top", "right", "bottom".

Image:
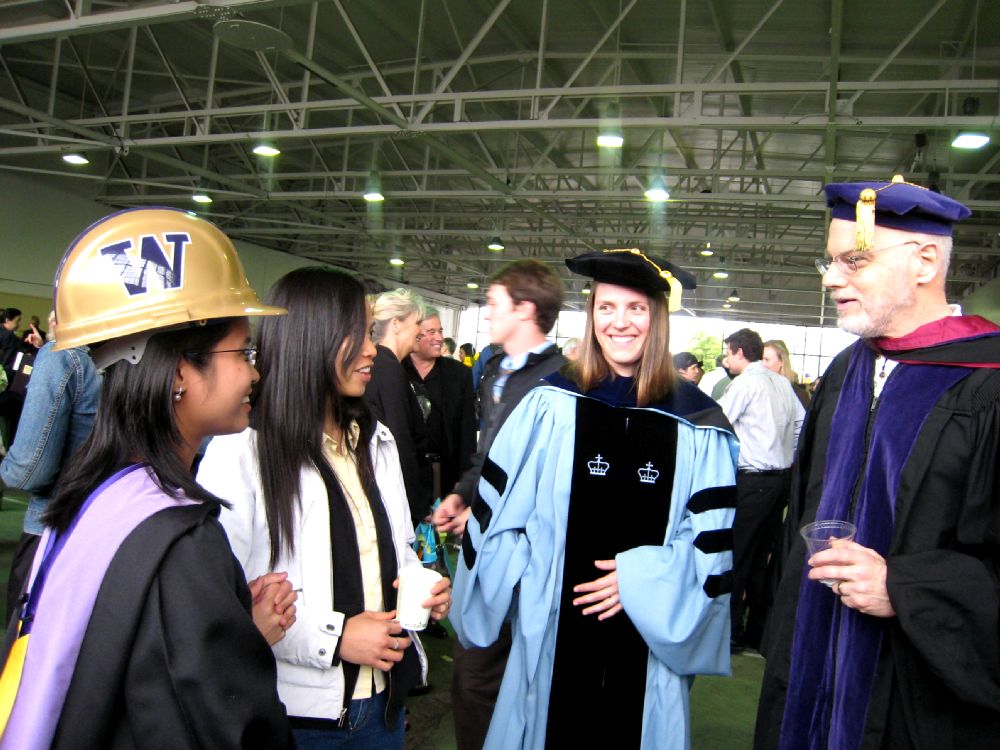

{"left": 0, "top": 342, "right": 100, "bottom": 534}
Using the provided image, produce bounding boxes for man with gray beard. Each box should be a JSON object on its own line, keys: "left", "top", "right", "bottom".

{"left": 754, "top": 176, "right": 1000, "bottom": 750}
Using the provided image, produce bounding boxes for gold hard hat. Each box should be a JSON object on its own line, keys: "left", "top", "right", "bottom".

{"left": 54, "top": 207, "right": 285, "bottom": 354}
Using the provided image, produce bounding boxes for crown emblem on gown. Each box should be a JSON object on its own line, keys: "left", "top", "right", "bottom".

{"left": 638, "top": 462, "right": 659, "bottom": 484}
{"left": 587, "top": 454, "right": 610, "bottom": 476}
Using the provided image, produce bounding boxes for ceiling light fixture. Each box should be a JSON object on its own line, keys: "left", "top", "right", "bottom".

{"left": 62, "top": 153, "right": 89, "bottom": 165}
{"left": 389, "top": 257, "right": 405, "bottom": 266}
{"left": 643, "top": 181, "right": 669, "bottom": 203}
{"left": 363, "top": 170, "right": 384, "bottom": 202}
{"left": 722, "top": 302, "right": 732, "bottom": 309}
{"left": 581, "top": 284, "right": 592, "bottom": 295}
{"left": 253, "top": 142, "right": 280, "bottom": 157}
{"left": 487, "top": 236, "right": 505, "bottom": 251}
{"left": 192, "top": 192, "right": 213, "bottom": 204}
{"left": 597, "top": 131, "right": 624, "bottom": 149}
{"left": 713, "top": 254, "right": 729, "bottom": 279}
{"left": 467, "top": 282, "right": 479, "bottom": 289}
{"left": 727, "top": 289, "right": 741, "bottom": 302}
{"left": 597, "top": 102, "right": 624, "bottom": 149}
{"left": 951, "top": 133, "right": 990, "bottom": 149}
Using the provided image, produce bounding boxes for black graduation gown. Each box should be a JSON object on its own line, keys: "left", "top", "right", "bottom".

{"left": 755, "top": 346, "right": 1000, "bottom": 750}
{"left": 48, "top": 504, "right": 293, "bottom": 749}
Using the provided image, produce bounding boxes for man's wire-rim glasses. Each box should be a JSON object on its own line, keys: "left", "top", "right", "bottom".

{"left": 814, "top": 240, "right": 920, "bottom": 276}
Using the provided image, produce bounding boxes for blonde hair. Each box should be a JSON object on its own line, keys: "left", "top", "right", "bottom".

{"left": 571, "top": 286, "right": 673, "bottom": 406}
{"left": 764, "top": 339, "right": 799, "bottom": 384}
{"left": 370, "top": 288, "right": 424, "bottom": 342}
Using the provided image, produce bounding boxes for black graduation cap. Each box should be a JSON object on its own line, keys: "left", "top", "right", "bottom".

{"left": 824, "top": 175, "right": 971, "bottom": 252}
{"left": 566, "top": 248, "right": 697, "bottom": 311}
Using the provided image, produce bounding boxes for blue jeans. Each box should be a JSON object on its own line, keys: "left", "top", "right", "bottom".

{"left": 0, "top": 342, "right": 100, "bottom": 535}
{"left": 292, "top": 690, "right": 404, "bottom": 750}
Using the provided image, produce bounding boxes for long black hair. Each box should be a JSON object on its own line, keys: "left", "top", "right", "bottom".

{"left": 45, "top": 319, "right": 239, "bottom": 533}
{"left": 252, "top": 267, "right": 379, "bottom": 566}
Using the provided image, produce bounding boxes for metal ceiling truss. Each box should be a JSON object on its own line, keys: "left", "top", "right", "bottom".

{"left": 0, "top": 0, "right": 997, "bottom": 325}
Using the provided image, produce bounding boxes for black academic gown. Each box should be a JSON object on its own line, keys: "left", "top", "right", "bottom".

{"left": 47, "top": 503, "right": 292, "bottom": 749}
{"left": 755, "top": 345, "right": 1000, "bottom": 750}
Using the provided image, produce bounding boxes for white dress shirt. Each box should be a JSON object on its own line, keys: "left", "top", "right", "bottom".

{"left": 718, "top": 361, "right": 805, "bottom": 471}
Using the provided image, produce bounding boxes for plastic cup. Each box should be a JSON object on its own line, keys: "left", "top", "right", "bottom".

{"left": 396, "top": 564, "right": 443, "bottom": 630}
{"left": 800, "top": 520, "right": 857, "bottom": 587}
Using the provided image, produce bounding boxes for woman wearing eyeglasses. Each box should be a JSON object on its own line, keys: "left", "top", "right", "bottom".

{"left": 452, "top": 249, "right": 739, "bottom": 750}
{"left": 198, "top": 267, "right": 452, "bottom": 749}
{"left": 0, "top": 209, "right": 294, "bottom": 749}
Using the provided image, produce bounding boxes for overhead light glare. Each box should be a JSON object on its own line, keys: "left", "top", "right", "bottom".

{"left": 712, "top": 270, "right": 729, "bottom": 279}
{"left": 596, "top": 133, "right": 624, "bottom": 149}
{"left": 951, "top": 133, "right": 990, "bottom": 149}
{"left": 389, "top": 257, "right": 405, "bottom": 266}
{"left": 700, "top": 249, "right": 715, "bottom": 257}
{"left": 727, "top": 289, "right": 741, "bottom": 302}
{"left": 643, "top": 186, "right": 670, "bottom": 202}
{"left": 253, "top": 143, "right": 280, "bottom": 157}
{"left": 487, "top": 236, "right": 505, "bottom": 251}
{"left": 722, "top": 302, "right": 732, "bottom": 309}
{"left": 62, "top": 153, "right": 89, "bottom": 165}
{"left": 363, "top": 170, "right": 384, "bottom": 202}
{"left": 192, "top": 192, "right": 213, "bottom": 204}
{"left": 581, "top": 284, "right": 592, "bottom": 295}
{"left": 597, "top": 101, "right": 624, "bottom": 148}
{"left": 467, "top": 282, "right": 479, "bottom": 289}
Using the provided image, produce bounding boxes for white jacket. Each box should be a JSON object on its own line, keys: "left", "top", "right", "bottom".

{"left": 197, "top": 424, "right": 427, "bottom": 720}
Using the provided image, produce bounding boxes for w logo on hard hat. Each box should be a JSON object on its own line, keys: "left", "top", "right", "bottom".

{"left": 100, "top": 233, "right": 189, "bottom": 296}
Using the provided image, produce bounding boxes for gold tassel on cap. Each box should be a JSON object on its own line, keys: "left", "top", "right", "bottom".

{"left": 855, "top": 188, "right": 877, "bottom": 252}
{"left": 666, "top": 275, "right": 683, "bottom": 312}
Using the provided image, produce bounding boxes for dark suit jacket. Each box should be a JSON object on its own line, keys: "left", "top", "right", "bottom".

{"left": 453, "top": 343, "right": 566, "bottom": 503}
{"left": 366, "top": 344, "right": 433, "bottom": 522}
{"left": 404, "top": 355, "right": 477, "bottom": 499}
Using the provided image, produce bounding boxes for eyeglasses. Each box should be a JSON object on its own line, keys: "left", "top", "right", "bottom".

{"left": 191, "top": 346, "right": 258, "bottom": 366}
{"left": 815, "top": 240, "right": 920, "bottom": 276}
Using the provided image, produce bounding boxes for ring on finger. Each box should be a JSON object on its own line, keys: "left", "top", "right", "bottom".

{"left": 391, "top": 638, "right": 399, "bottom": 651}
{"left": 608, "top": 594, "right": 618, "bottom": 606}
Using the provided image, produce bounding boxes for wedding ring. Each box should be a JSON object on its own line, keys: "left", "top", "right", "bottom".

{"left": 392, "top": 638, "right": 399, "bottom": 650}
{"left": 833, "top": 581, "right": 842, "bottom": 595}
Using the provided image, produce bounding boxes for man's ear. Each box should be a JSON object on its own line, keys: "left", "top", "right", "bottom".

{"left": 515, "top": 299, "right": 537, "bottom": 322}
{"left": 914, "top": 240, "right": 943, "bottom": 285}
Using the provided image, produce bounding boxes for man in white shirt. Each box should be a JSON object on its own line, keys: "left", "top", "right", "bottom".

{"left": 719, "top": 327, "right": 805, "bottom": 651}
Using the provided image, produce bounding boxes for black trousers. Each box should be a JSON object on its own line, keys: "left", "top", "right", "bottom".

{"left": 732, "top": 470, "right": 791, "bottom": 649}
{"left": 451, "top": 621, "right": 512, "bottom": 750}
{"left": 0, "top": 390, "right": 23, "bottom": 447}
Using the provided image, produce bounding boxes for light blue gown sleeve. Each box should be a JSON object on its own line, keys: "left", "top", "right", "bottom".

{"left": 616, "top": 422, "right": 739, "bottom": 676}
{"left": 452, "top": 388, "right": 576, "bottom": 665}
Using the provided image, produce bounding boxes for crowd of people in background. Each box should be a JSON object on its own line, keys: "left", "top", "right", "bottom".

{"left": 0, "top": 174, "right": 996, "bottom": 750}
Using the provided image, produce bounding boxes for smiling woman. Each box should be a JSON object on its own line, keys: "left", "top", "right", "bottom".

{"left": 0, "top": 208, "right": 293, "bottom": 750}
{"left": 452, "top": 248, "right": 741, "bottom": 750}
{"left": 197, "top": 267, "right": 452, "bottom": 750}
